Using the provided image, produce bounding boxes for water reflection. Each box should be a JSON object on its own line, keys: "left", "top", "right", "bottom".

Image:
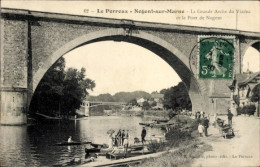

{"left": 0, "top": 116, "right": 164, "bottom": 166}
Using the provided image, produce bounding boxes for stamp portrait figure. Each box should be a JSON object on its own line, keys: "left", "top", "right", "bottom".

{"left": 199, "top": 37, "right": 234, "bottom": 79}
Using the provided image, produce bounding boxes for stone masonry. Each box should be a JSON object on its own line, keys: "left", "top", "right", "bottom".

{"left": 1, "top": 8, "right": 259, "bottom": 125}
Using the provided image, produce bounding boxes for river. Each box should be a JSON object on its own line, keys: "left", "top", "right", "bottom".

{"left": 0, "top": 116, "right": 164, "bottom": 167}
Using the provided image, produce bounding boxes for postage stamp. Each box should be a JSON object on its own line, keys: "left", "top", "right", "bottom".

{"left": 198, "top": 36, "right": 235, "bottom": 79}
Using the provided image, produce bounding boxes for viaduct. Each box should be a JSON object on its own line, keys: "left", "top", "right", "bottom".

{"left": 0, "top": 8, "right": 259, "bottom": 125}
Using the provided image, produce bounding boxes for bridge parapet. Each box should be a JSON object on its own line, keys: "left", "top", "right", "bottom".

{"left": 1, "top": 8, "right": 259, "bottom": 124}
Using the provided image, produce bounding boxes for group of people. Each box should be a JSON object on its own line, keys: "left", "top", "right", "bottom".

{"left": 197, "top": 109, "right": 234, "bottom": 137}
{"left": 197, "top": 116, "right": 209, "bottom": 137}
{"left": 195, "top": 111, "right": 205, "bottom": 119}
{"left": 108, "top": 129, "right": 129, "bottom": 148}
{"left": 108, "top": 127, "right": 147, "bottom": 149}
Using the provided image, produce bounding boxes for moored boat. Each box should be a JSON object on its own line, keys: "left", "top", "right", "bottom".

{"left": 52, "top": 141, "right": 91, "bottom": 146}
{"left": 85, "top": 143, "right": 109, "bottom": 154}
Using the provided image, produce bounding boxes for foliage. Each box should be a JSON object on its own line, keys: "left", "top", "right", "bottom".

{"left": 137, "top": 140, "right": 212, "bottom": 167}
{"left": 150, "top": 101, "right": 157, "bottom": 107}
{"left": 138, "top": 115, "right": 211, "bottom": 167}
{"left": 113, "top": 91, "right": 151, "bottom": 102}
{"left": 251, "top": 84, "right": 260, "bottom": 103}
{"left": 87, "top": 91, "right": 151, "bottom": 103}
{"left": 236, "top": 107, "right": 243, "bottom": 115}
{"left": 165, "top": 128, "right": 192, "bottom": 147}
{"left": 127, "top": 98, "right": 138, "bottom": 106}
{"left": 162, "top": 82, "right": 192, "bottom": 110}
{"left": 237, "top": 105, "right": 256, "bottom": 116}
{"left": 168, "top": 109, "right": 178, "bottom": 119}
{"left": 147, "top": 141, "right": 167, "bottom": 153}
{"left": 30, "top": 58, "right": 95, "bottom": 116}
{"left": 142, "top": 101, "right": 151, "bottom": 110}
{"left": 88, "top": 93, "right": 114, "bottom": 102}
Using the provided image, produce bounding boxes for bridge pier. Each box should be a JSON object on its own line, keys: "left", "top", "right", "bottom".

{"left": 0, "top": 8, "right": 259, "bottom": 125}
{"left": 0, "top": 88, "right": 27, "bottom": 125}
{"left": 0, "top": 12, "right": 30, "bottom": 125}
{"left": 84, "top": 101, "right": 90, "bottom": 116}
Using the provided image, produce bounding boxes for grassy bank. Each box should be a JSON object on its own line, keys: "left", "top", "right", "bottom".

{"left": 136, "top": 140, "right": 212, "bottom": 167}
{"left": 135, "top": 115, "right": 212, "bottom": 167}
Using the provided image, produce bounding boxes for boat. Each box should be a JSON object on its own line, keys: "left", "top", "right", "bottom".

{"left": 52, "top": 141, "right": 91, "bottom": 146}
{"left": 129, "top": 145, "right": 144, "bottom": 151}
{"left": 85, "top": 147, "right": 101, "bottom": 154}
{"left": 85, "top": 144, "right": 144, "bottom": 155}
{"left": 139, "top": 121, "right": 154, "bottom": 126}
{"left": 105, "top": 151, "right": 150, "bottom": 160}
{"left": 85, "top": 143, "right": 109, "bottom": 154}
{"left": 35, "top": 113, "right": 62, "bottom": 120}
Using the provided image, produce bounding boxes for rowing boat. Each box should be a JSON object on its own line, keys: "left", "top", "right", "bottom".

{"left": 52, "top": 141, "right": 91, "bottom": 146}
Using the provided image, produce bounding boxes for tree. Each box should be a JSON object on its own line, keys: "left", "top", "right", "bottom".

{"left": 251, "top": 84, "right": 260, "bottom": 103}
{"left": 162, "top": 82, "right": 192, "bottom": 110}
{"left": 159, "top": 89, "right": 167, "bottom": 94}
{"left": 128, "top": 98, "right": 138, "bottom": 106}
{"left": 30, "top": 58, "right": 65, "bottom": 116}
{"left": 142, "top": 101, "right": 151, "bottom": 110}
{"left": 61, "top": 67, "right": 95, "bottom": 115}
{"left": 150, "top": 101, "right": 157, "bottom": 107}
{"left": 30, "top": 58, "right": 95, "bottom": 117}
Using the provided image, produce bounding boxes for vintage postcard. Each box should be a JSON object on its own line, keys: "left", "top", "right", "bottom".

{"left": 0, "top": 1, "right": 259, "bottom": 167}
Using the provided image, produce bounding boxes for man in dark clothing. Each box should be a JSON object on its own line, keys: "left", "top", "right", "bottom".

{"left": 116, "top": 129, "right": 122, "bottom": 146}
{"left": 203, "top": 117, "right": 209, "bottom": 137}
{"left": 141, "top": 127, "right": 146, "bottom": 144}
{"left": 228, "top": 110, "right": 233, "bottom": 125}
{"left": 121, "top": 130, "right": 125, "bottom": 145}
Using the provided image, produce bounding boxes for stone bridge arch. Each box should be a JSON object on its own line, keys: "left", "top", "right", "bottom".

{"left": 1, "top": 8, "right": 259, "bottom": 125}
{"left": 33, "top": 28, "right": 206, "bottom": 117}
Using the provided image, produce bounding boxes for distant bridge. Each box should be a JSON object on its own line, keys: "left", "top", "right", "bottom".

{"left": 82, "top": 101, "right": 127, "bottom": 116}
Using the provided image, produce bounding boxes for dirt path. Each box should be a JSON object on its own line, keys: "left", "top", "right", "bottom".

{"left": 192, "top": 115, "right": 260, "bottom": 167}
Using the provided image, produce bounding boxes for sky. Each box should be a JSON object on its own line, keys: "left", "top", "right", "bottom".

{"left": 64, "top": 42, "right": 180, "bottom": 95}
{"left": 1, "top": 1, "right": 259, "bottom": 96}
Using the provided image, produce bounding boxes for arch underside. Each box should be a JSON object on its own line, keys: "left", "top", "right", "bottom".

{"left": 32, "top": 29, "right": 206, "bottom": 112}
{"left": 241, "top": 40, "right": 260, "bottom": 72}
{"left": 251, "top": 41, "right": 260, "bottom": 51}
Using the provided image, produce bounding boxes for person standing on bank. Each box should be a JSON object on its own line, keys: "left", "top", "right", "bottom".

{"left": 198, "top": 123, "right": 204, "bottom": 137}
{"left": 121, "top": 130, "right": 125, "bottom": 146}
{"left": 228, "top": 109, "right": 233, "bottom": 125}
{"left": 203, "top": 117, "right": 209, "bottom": 137}
{"left": 141, "top": 127, "right": 147, "bottom": 144}
{"left": 116, "top": 129, "right": 122, "bottom": 146}
{"left": 123, "top": 130, "right": 129, "bottom": 158}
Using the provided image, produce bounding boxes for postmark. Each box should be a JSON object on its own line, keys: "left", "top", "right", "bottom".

{"left": 198, "top": 36, "right": 235, "bottom": 79}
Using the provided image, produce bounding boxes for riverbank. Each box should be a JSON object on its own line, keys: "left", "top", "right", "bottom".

{"left": 133, "top": 115, "right": 212, "bottom": 167}
{"left": 113, "top": 110, "right": 169, "bottom": 118}
{"left": 135, "top": 139, "right": 212, "bottom": 167}
{"left": 78, "top": 115, "right": 211, "bottom": 167}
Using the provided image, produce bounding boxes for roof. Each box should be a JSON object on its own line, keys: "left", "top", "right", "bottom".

{"left": 151, "top": 93, "right": 164, "bottom": 99}
{"left": 228, "top": 71, "right": 260, "bottom": 90}
{"left": 238, "top": 71, "right": 260, "bottom": 86}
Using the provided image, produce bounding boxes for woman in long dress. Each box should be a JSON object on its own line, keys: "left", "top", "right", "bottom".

{"left": 108, "top": 134, "right": 113, "bottom": 148}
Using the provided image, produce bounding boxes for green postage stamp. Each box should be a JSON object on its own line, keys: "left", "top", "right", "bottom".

{"left": 198, "top": 36, "right": 235, "bottom": 79}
